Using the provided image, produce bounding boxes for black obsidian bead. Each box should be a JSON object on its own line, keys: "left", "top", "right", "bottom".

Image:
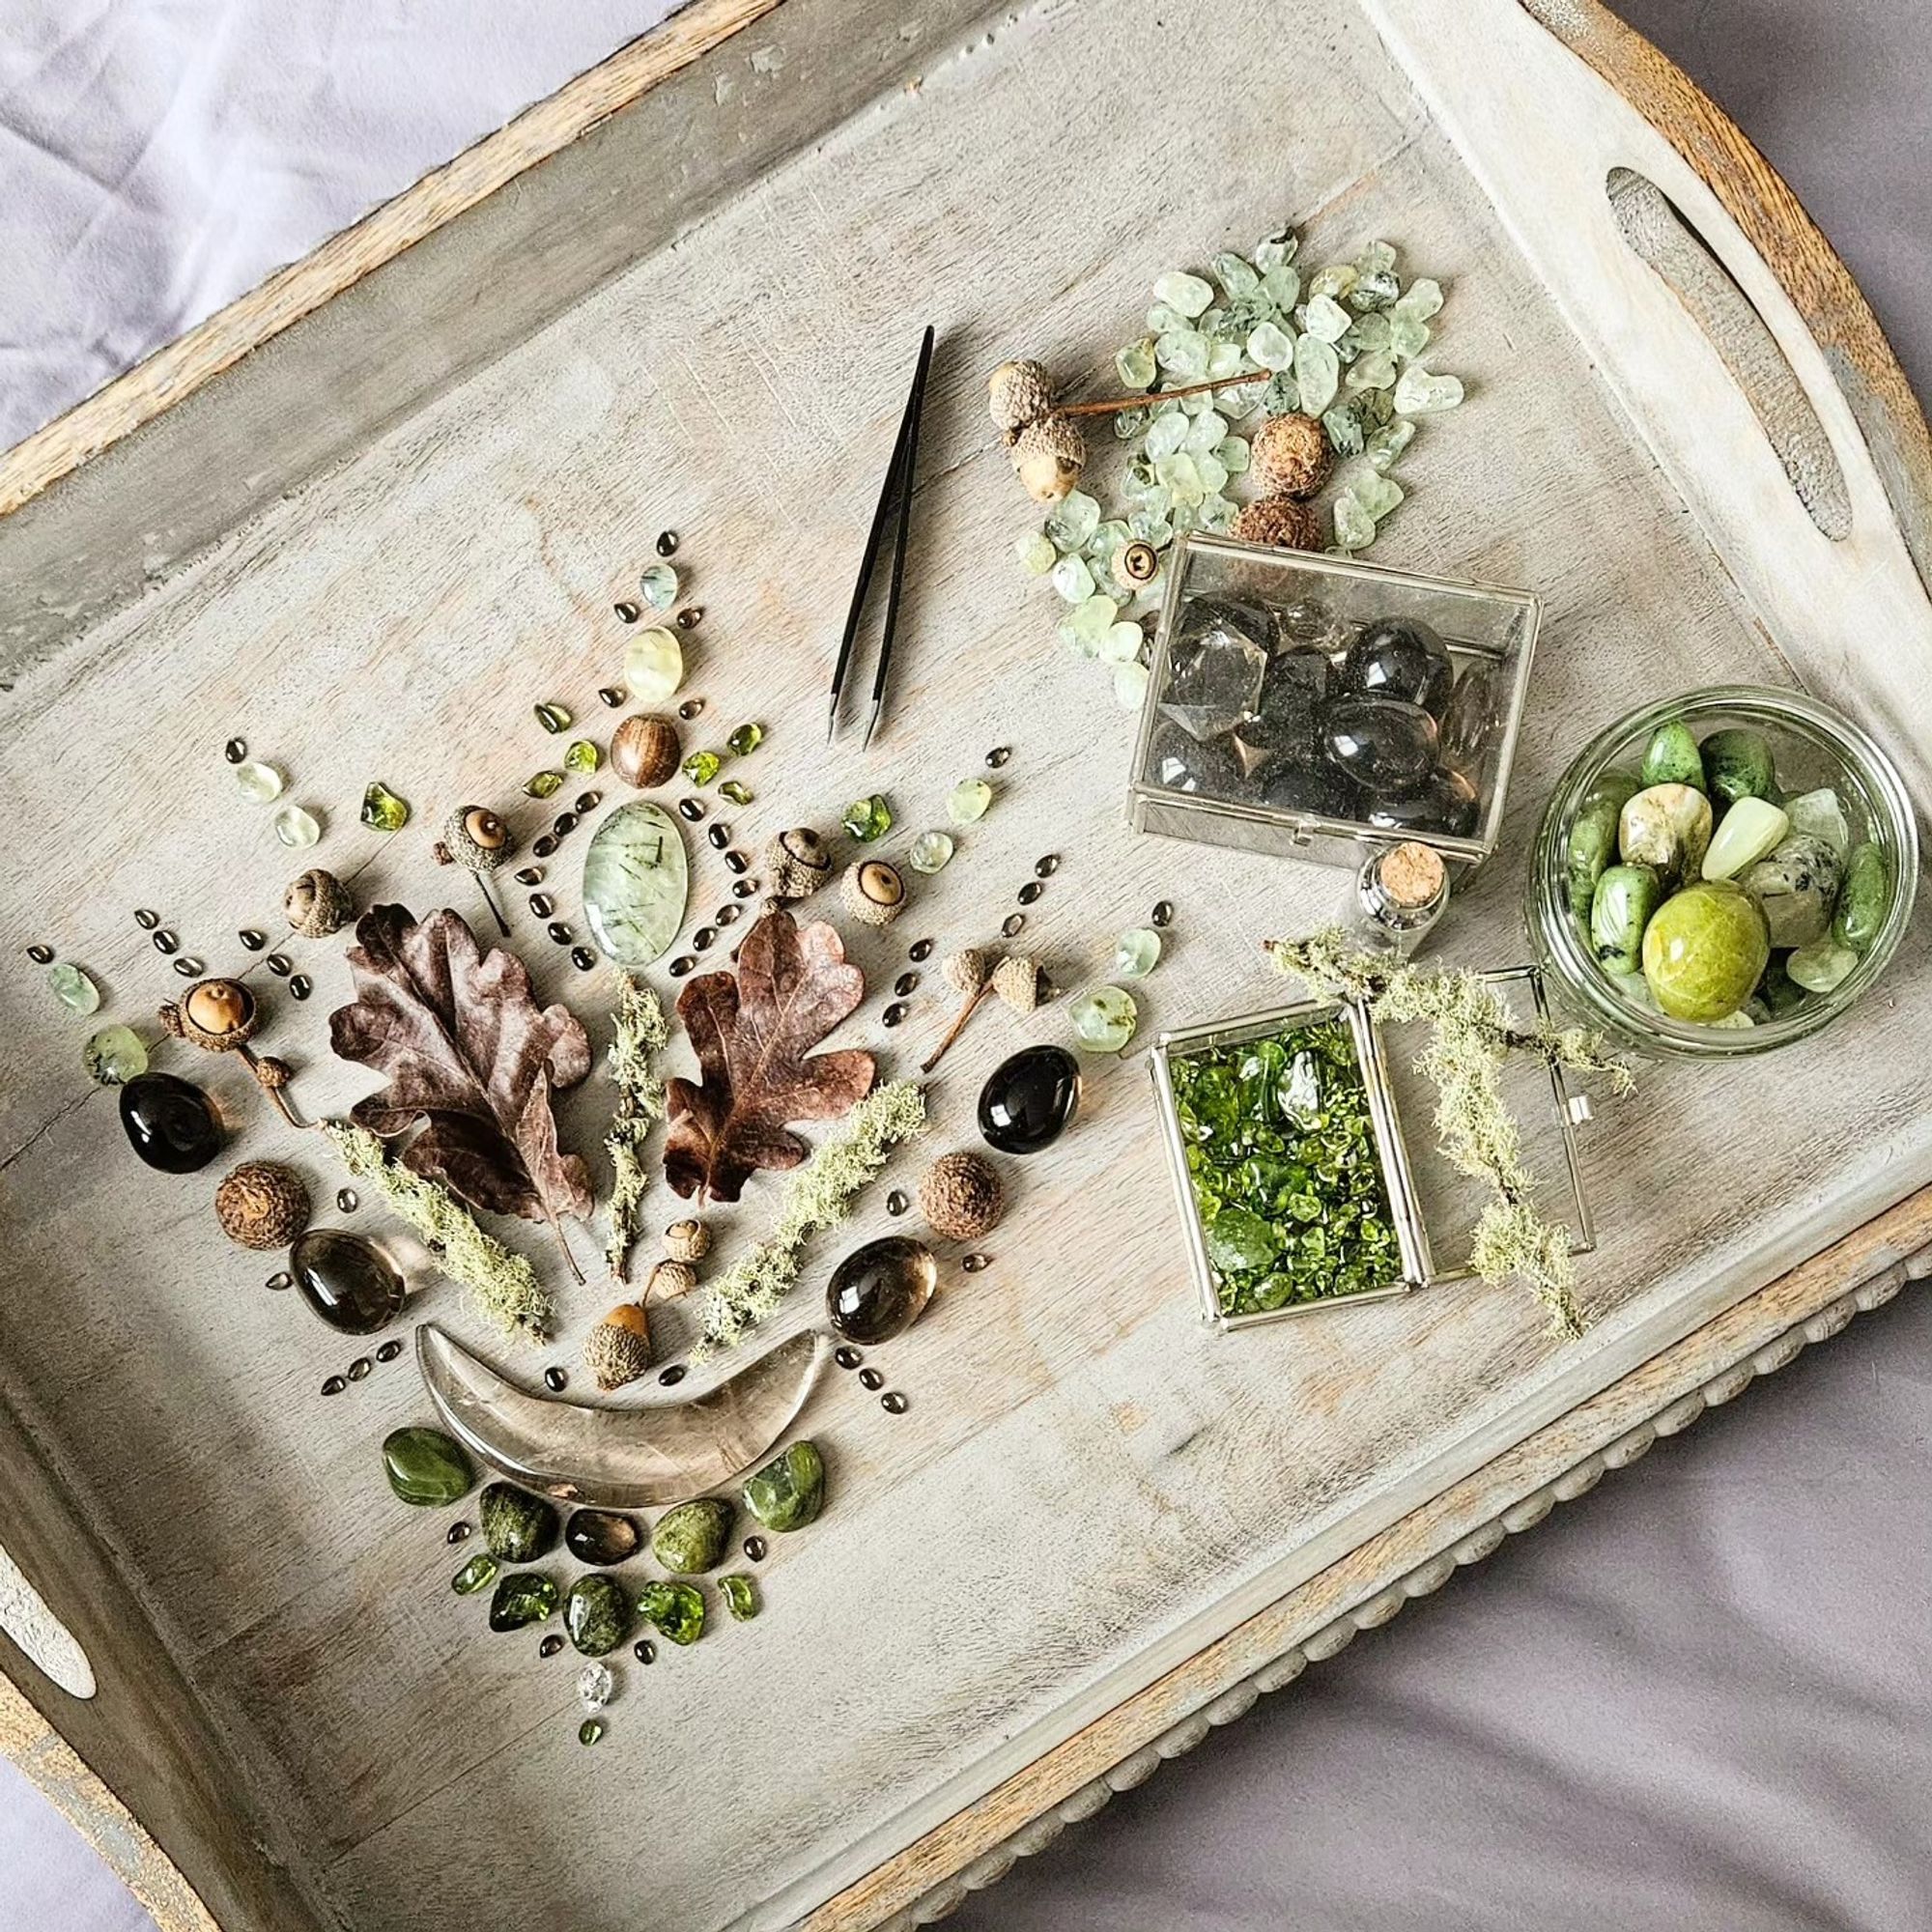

{"left": 119, "top": 1072, "right": 222, "bottom": 1173}
{"left": 978, "top": 1045, "right": 1081, "bottom": 1156}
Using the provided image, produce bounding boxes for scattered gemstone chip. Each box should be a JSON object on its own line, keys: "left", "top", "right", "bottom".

{"left": 639, "top": 562, "right": 680, "bottom": 611}
{"left": 842, "top": 794, "right": 893, "bottom": 842}
{"left": 948, "top": 780, "right": 993, "bottom": 825}
{"left": 360, "top": 781, "right": 410, "bottom": 832}
{"left": 726, "top": 723, "right": 764, "bottom": 756}
{"left": 235, "top": 761, "right": 284, "bottom": 803}
{"left": 720, "top": 1575, "right": 759, "bottom": 1622}
{"left": 908, "top": 831, "right": 954, "bottom": 874}
{"left": 564, "top": 740, "right": 602, "bottom": 774}
{"left": 48, "top": 962, "right": 100, "bottom": 1013}
{"left": 683, "top": 751, "right": 722, "bottom": 785}
{"left": 83, "top": 1025, "right": 148, "bottom": 1086}
{"left": 1114, "top": 928, "right": 1162, "bottom": 978}
{"left": 719, "top": 780, "right": 753, "bottom": 807}
{"left": 1070, "top": 985, "right": 1138, "bottom": 1053}
{"left": 525, "top": 770, "right": 564, "bottom": 800}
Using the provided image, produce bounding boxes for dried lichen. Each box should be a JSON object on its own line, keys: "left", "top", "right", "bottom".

{"left": 321, "top": 1119, "right": 554, "bottom": 1342}
{"left": 698, "top": 1080, "right": 926, "bottom": 1354}
{"left": 1264, "top": 928, "right": 1634, "bottom": 1339}
{"left": 603, "top": 975, "right": 670, "bottom": 1278}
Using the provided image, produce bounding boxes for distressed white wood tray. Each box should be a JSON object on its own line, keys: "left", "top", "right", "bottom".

{"left": 2, "top": 3, "right": 1929, "bottom": 1929}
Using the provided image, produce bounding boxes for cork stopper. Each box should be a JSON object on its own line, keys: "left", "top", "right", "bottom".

{"left": 1378, "top": 840, "right": 1447, "bottom": 910}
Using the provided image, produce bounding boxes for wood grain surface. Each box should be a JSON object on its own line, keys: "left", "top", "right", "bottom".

{"left": 1, "top": 2, "right": 1928, "bottom": 1929}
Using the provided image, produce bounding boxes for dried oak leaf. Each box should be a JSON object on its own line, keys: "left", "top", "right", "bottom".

{"left": 328, "top": 904, "right": 594, "bottom": 1234}
{"left": 664, "top": 909, "right": 875, "bottom": 1204}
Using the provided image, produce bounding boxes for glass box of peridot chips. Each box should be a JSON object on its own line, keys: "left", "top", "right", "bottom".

{"left": 1150, "top": 977, "right": 1594, "bottom": 1329}
{"left": 1128, "top": 535, "right": 1541, "bottom": 872}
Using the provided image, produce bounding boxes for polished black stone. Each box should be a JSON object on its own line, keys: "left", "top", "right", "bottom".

{"left": 566, "top": 1509, "right": 641, "bottom": 1566}
{"left": 1261, "top": 758, "right": 1362, "bottom": 821}
{"left": 1321, "top": 696, "right": 1438, "bottom": 791}
{"left": 1362, "top": 765, "right": 1482, "bottom": 838}
{"left": 290, "top": 1229, "right": 405, "bottom": 1335}
{"left": 1147, "top": 721, "right": 1251, "bottom": 801}
{"left": 1335, "top": 616, "right": 1454, "bottom": 717}
{"left": 978, "top": 1044, "right": 1081, "bottom": 1156}
{"left": 119, "top": 1072, "right": 222, "bottom": 1173}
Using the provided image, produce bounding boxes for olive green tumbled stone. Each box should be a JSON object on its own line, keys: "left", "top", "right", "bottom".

{"left": 1639, "top": 720, "right": 1705, "bottom": 792}
{"left": 359, "top": 781, "right": 411, "bottom": 832}
{"left": 1641, "top": 881, "right": 1770, "bottom": 1023}
{"left": 720, "top": 1574, "right": 759, "bottom": 1621}
{"left": 488, "top": 1572, "right": 558, "bottom": 1632}
{"left": 564, "top": 1575, "right": 634, "bottom": 1656}
{"left": 1699, "top": 727, "right": 1776, "bottom": 808}
{"left": 1567, "top": 769, "right": 1639, "bottom": 923}
{"left": 1589, "top": 864, "right": 1662, "bottom": 974}
{"left": 382, "top": 1426, "right": 473, "bottom": 1507}
{"left": 452, "top": 1553, "right": 500, "bottom": 1595}
{"left": 639, "top": 1580, "right": 706, "bottom": 1646}
{"left": 1833, "top": 842, "right": 1890, "bottom": 954}
{"left": 650, "top": 1497, "right": 734, "bottom": 1575}
{"left": 481, "top": 1483, "right": 560, "bottom": 1564}
{"left": 742, "top": 1440, "right": 825, "bottom": 1533}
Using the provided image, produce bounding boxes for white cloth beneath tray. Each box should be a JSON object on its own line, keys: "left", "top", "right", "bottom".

{"left": 2, "top": 1, "right": 1930, "bottom": 1929}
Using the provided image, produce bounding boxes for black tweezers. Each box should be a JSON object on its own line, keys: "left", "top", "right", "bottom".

{"left": 827, "top": 325, "right": 935, "bottom": 747}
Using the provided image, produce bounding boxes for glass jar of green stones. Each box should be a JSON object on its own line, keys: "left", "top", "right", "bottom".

{"left": 1529, "top": 686, "right": 1918, "bottom": 1057}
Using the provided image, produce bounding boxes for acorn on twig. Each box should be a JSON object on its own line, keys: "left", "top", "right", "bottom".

{"left": 987, "top": 359, "right": 1056, "bottom": 441}
{"left": 1010, "top": 415, "right": 1087, "bottom": 505}
{"left": 918, "top": 1151, "right": 1005, "bottom": 1242}
{"left": 584, "top": 1303, "right": 652, "bottom": 1391}
{"left": 214, "top": 1160, "right": 311, "bottom": 1250}
{"left": 922, "top": 950, "right": 997, "bottom": 1073}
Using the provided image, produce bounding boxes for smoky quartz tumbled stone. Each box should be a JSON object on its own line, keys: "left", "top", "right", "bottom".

{"left": 825, "top": 1236, "right": 936, "bottom": 1345}
{"left": 978, "top": 1044, "right": 1081, "bottom": 1156}
{"left": 119, "top": 1071, "right": 222, "bottom": 1173}
{"left": 289, "top": 1229, "right": 405, "bottom": 1335}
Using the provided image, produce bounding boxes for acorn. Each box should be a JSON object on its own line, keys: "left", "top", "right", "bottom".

{"left": 764, "top": 828, "right": 833, "bottom": 903}
{"left": 583, "top": 1303, "right": 652, "bottom": 1391}
{"left": 992, "top": 954, "right": 1046, "bottom": 1013}
{"left": 611, "top": 714, "right": 681, "bottom": 789}
{"left": 1230, "top": 494, "right": 1322, "bottom": 553}
{"left": 161, "top": 976, "right": 259, "bottom": 1052}
{"left": 1010, "top": 414, "right": 1087, "bottom": 505}
{"left": 645, "top": 1258, "right": 697, "bottom": 1303}
{"left": 214, "top": 1160, "right": 311, "bottom": 1250}
{"left": 986, "top": 359, "right": 1055, "bottom": 440}
{"left": 283, "top": 867, "right": 355, "bottom": 938}
{"left": 436, "top": 805, "right": 514, "bottom": 874}
{"left": 1249, "top": 412, "right": 1332, "bottom": 498}
{"left": 922, "top": 948, "right": 998, "bottom": 1073}
{"left": 1112, "top": 541, "right": 1160, "bottom": 590}
{"left": 918, "top": 1151, "right": 1005, "bottom": 1242}
{"left": 663, "top": 1218, "right": 712, "bottom": 1264}
{"left": 841, "top": 859, "right": 906, "bottom": 928}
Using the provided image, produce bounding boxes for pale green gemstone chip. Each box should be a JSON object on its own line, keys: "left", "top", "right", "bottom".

{"left": 908, "top": 831, "right": 954, "bottom": 874}
{"left": 624, "top": 628, "right": 684, "bottom": 703}
{"left": 563, "top": 740, "right": 602, "bottom": 775}
{"left": 1393, "top": 366, "right": 1463, "bottom": 414}
{"left": 1069, "top": 985, "right": 1138, "bottom": 1053}
{"left": 1152, "top": 271, "right": 1213, "bottom": 318}
{"left": 1113, "top": 928, "right": 1161, "bottom": 978}
{"left": 49, "top": 962, "right": 100, "bottom": 1014}
{"left": 1051, "top": 554, "right": 1095, "bottom": 604}
{"left": 83, "top": 1024, "right": 148, "bottom": 1084}
{"left": 234, "top": 760, "right": 284, "bottom": 803}
{"left": 1015, "top": 532, "right": 1057, "bottom": 576}
{"left": 947, "top": 780, "right": 993, "bottom": 825}
{"left": 639, "top": 562, "right": 679, "bottom": 611}
{"left": 273, "top": 804, "right": 322, "bottom": 848}
{"left": 359, "top": 781, "right": 411, "bottom": 832}
{"left": 1293, "top": 334, "right": 1340, "bottom": 415}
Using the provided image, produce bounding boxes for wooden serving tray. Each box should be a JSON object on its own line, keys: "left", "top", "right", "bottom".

{"left": 3, "top": 3, "right": 1930, "bottom": 1929}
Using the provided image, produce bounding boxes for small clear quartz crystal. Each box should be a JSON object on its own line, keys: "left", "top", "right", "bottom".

{"left": 1158, "top": 617, "right": 1265, "bottom": 741}
{"left": 578, "top": 1662, "right": 614, "bottom": 1712}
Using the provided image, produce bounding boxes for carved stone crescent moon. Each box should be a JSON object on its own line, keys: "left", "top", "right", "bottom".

{"left": 415, "top": 1324, "right": 827, "bottom": 1506}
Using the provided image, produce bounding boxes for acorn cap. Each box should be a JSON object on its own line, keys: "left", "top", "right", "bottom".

{"left": 584, "top": 1303, "right": 652, "bottom": 1390}
{"left": 162, "top": 977, "right": 259, "bottom": 1052}
{"left": 213, "top": 1161, "right": 311, "bottom": 1250}
{"left": 440, "top": 806, "right": 514, "bottom": 874}
{"left": 942, "top": 947, "right": 995, "bottom": 996}
{"left": 992, "top": 954, "right": 1045, "bottom": 1013}
{"left": 841, "top": 860, "right": 906, "bottom": 927}
{"left": 986, "top": 359, "right": 1056, "bottom": 440}
{"left": 918, "top": 1151, "right": 1005, "bottom": 1242}
{"left": 1229, "top": 494, "right": 1322, "bottom": 553}
{"left": 1249, "top": 412, "right": 1333, "bottom": 498}
{"left": 283, "top": 867, "right": 355, "bottom": 938}
{"left": 1011, "top": 414, "right": 1086, "bottom": 505}
{"left": 663, "top": 1218, "right": 712, "bottom": 1264}
{"left": 764, "top": 827, "right": 833, "bottom": 902}
{"left": 645, "top": 1258, "right": 697, "bottom": 1303}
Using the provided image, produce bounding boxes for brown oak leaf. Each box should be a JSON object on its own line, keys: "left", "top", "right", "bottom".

{"left": 328, "top": 905, "right": 594, "bottom": 1245}
{"left": 664, "top": 909, "right": 875, "bottom": 1203}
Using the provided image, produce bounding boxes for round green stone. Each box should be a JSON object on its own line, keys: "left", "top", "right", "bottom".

{"left": 639, "top": 562, "right": 680, "bottom": 611}
{"left": 83, "top": 1024, "right": 148, "bottom": 1085}
{"left": 1638, "top": 720, "right": 1705, "bottom": 792}
{"left": 638, "top": 1579, "right": 706, "bottom": 1645}
{"left": 272, "top": 804, "right": 322, "bottom": 849}
{"left": 451, "top": 1553, "right": 500, "bottom": 1596}
{"left": 742, "top": 1440, "right": 824, "bottom": 1532}
{"left": 382, "top": 1426, "right": 473, "bottom": 1507}
{"left": 1833, "top": 842, "right": 1889, "bottom": 953}
{"left": 720, "top": 1574, "right": 759, "bottom": 1621}
{"left": 1069, "top": 985, "right": 1139, "bottom": 1053}
{"left": 1113, "top": 928, "right": 1161, "bottom": 979}
{"left": 1699, "top": 726, "right": 1775, "bottom": 807}
{"left": 624, "top": 627, "right": 685, "bottom": 703}
{"left": 564, "top": 739, "right": 602, "bottom": 774}
{"left": 650, "top": 1497, "right": 733, "bottom": 1575}
{"left": 233, "top": 760, "right": 284, "bottom": 803}
{"left": 841, "top": 794, "right": 894, "bottom": 841}
{"left": 488, "top": 1572, "right": 558, "bottom": 1632}
{"left": 726, "top": 723, "right": 764, "bottom": 756}
{"left": 908, "top": 831, "right": 954, "bottom": 874}
{"left": 683, "top": 750, "right": 722, "bottom": 786}
{"left": 48, "top": 962, "right": 100, "bottom": 1014}
{"left": 1640, "top": 882, "right": 1770, "bottom": 1023}
{"left": 564, "top": 1575, "right": 634, "bottom": 1656}
{"left": 579, "top": 1719, "right": 605, "bottom": 1747}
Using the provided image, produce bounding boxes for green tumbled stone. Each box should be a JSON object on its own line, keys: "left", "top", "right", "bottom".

{"left": 1699, "top": 727, "right": 1775, "bottom": 807}
{"left": 1741, "top": 834, "right": 1841, "bottom": 948}
{"left": 908, "top": 830, "right": 954, "bottom": 874}
{"left": 579, "top": 1719, "right": 605, "bottom": 1747}
{"left": 1619, "top": 783, "right": 1712, "bottom": 887}
{"left": 1567, "top": 769, "right": 1639, "bottom": 923}
{"left": 1069, "top": 985, "right": 1139, "bottom": 1053}
{"left": 683, "top": 750, "right": 722, "bottom": 785}
{"left": 720, "top": 1574, "right": 759, "bottom": 1621}
{"left": 638, "top": 1580, "right": 706, "bottom": 1646}
{"left": 382, "top": 1426, "right": 473, "bottom": 1507}
{"left": 1783, "top": 787, "right": 1851, "bottom": 860}
{"left": 481, "top": 1483, "right": 559, "bottom": 1564}
{"left": 719, "top": 780, "right": 753, "bottom": 807}
{"left": 639, "top": 562, "right": 680, "bottom": 611}
{"left": 582, "top": 801, "right": 689, "bottom": 968}
{"left": 359, "top": 781, "right": 411, "bottom": 833}
{"left": 842, "top": 794, "right": 894, "bottom": 841}
{"left": 1638, "top": 721, "right": 1705, "bottom": 792}
{"left": 234, "top": 759, "right": 284, "bottom": 803}
{"left": 725, "top": 723, "right": 764, "bottom": 756}
{"left": 1833, "top": 842, "right": 1890, "bottom": 954}
{"left": 272, "top": 804, "right": 323, "bottom": 849}
{"left": 48, "top": 962, "right": 101, "bottom": 1014}
{"left": 651, "top": 1497, "right": 734, "bottom": 1574}
{"left": 946, "top": 780, "right": 992, "bottom": 826}
{"left": 1787, "top": 938, "right": 1859, "bottom": 994}
{"left": 488, "top": 1573, "right": 558, "bottom": 1632}
{"left": 564, "top": 739, "right": 602, "bottom": 775}
{"left": 1113, "top": 928, "right": 1161, "bottom": 979}
{"left": 1589, "top": 864, "right": 1662, "bottom": 974}
{"left": 1640, "top": 881, "right": 1769, "bottom": 1023}
{"left": 564, "top": 1575, "right": 634, "bottom": 1656}
{"left": 534, "top": 701, "right": 573, "bottom": 734}
{"left": 742, "top": 1440, "right": 825, "bottom": 1533}
{"left": 524, "top": 770, "right": 564, "bottom": 800}
{"left": 451, "top": 1553, "right": 500, "bottom": 1596}
{"left": 1699, "top": 797, "right": 1789, "bottom": 882}
{"left": 83, "top": 1024, "right": 148, "bottom": 1086}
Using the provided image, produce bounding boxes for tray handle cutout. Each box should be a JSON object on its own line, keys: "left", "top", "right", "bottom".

{"left": 0, "top": 1540, "right": 96, "bottom": 1699}
{"left": 1607, "top": 165, "right": 1852, "bottom": 542}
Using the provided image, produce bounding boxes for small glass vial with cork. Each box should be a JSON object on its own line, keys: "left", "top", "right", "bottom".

{"left": 1341, "top": 840, "right": 1449, "bottom": 958}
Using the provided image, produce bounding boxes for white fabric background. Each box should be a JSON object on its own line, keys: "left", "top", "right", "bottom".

{"left": 2, "top": 4, "right": 1929, "bottom": 1929}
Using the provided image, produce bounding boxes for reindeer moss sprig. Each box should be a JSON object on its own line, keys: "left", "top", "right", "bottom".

{"left": 321, "top": 1120, "right": 554, "bottom": 1342}
{"left": 603, "top": 975, "right": 670, "bottom": 1279}
{"left": 1264, "top": 927, "right": 1634, "bottom": 1340}
{"left": 698, "top": 1080, "right": 926, "bottom": 1354}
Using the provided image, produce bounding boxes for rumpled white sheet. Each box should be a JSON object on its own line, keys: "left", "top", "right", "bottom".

{"left": 3, "top": 3, "right": 1930, "bottom": 1930}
